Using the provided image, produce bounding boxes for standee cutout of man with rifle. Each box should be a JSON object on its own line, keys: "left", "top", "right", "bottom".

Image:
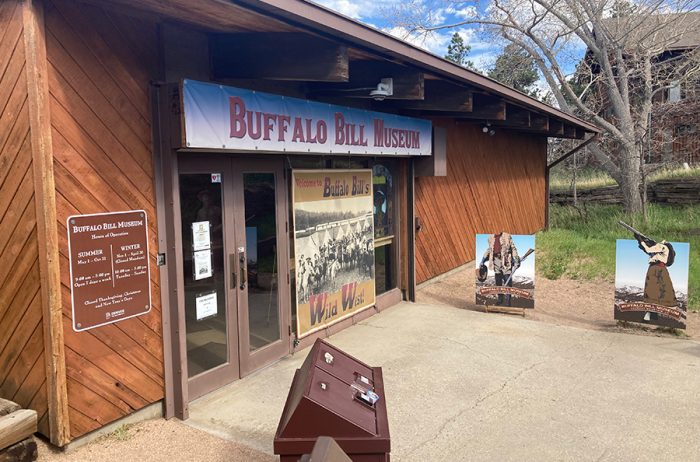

{"left": 477, "top": 232, "right": 534, "bottom": 308}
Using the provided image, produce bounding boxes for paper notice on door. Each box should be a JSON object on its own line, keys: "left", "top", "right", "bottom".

{"left": 192, "top": 221, "right": 211, "bottom": 251}
{"left": 193, "top": 249, "right": 212, "bottom": 280}
{"left": 195, "top": 291, "right": 217, "bottom": 320}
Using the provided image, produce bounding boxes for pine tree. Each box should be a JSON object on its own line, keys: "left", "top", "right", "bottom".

{"left": 444, "top": 33, "right": 475, "bottom": 70}
{"left": 488, "top": 44, "right": 541, "bottom": 99}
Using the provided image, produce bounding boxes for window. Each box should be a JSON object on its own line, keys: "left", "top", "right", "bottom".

{"left": 373, "top": 163, "right": 397, "bottom": 295}
{"left": 675, "top": 124, "right": 696, "bottom": 136}
{"left": 668, "top": 81, "right": 681, "bottom": 102}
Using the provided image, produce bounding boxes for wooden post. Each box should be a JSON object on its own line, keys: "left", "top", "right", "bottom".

{"left": 22, "top": 0, "right": 71, "bottom": 446}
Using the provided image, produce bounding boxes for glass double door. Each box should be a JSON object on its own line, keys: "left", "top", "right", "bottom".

{"left": 178, "top": 156, "right": 289, "bottom": 400}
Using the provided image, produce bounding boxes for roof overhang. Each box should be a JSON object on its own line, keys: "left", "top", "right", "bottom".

{"left": 96, "top": 0, "right": 601, "bottom": 137}
{"left": 235, "top": 0, "right": 599, "bottom": 134}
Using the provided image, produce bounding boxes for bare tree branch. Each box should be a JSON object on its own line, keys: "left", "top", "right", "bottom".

{"left": 388, "top": 0, "right": 700, "bottom": 213}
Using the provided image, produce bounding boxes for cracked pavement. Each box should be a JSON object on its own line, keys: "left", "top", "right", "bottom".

{"left": 186, "top": 302, "right": 700, "bottom": 461}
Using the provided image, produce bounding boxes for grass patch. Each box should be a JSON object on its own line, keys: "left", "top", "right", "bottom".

{"left": 616, "top": 320, "right": 690, "bottom": 338}
{"left": 549, "top": 167, "right": 616, "bottom": 191}
{"left": 649, "top": 165, "right": 700, "bottom": 182}
{"left": 549, "top": 165, "right": 700, "bottom": 192}
{"left": 111, "top": 423, "right": 134, "bottom": 442}
{"left": 537, "top": 203, "right": 699, "bottom": 310}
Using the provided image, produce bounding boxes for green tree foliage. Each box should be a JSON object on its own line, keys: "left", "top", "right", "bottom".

{"left": 488, "top": 43, "right": 542, "bottom": 99}
{"left": 444, "top": 32, "right": 475, "bottom": 70}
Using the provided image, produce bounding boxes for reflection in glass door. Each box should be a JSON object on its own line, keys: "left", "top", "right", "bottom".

{"left": 232, "top": 160, "right": 290, "bottom": 377}
{"left": 178, "top": 157, "right": 290, "bottom": 398}
{"left": 180, "top": 173, "right": 229, "bottom": 376}
{"left": 179, "top": 161, "right": 238, "bottom": 401}
{"left": 242, "top": 173, "right": 281, "bottom": 350}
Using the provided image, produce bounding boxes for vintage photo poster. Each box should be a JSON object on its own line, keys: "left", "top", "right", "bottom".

{"left": 191, "top": 221, "right": 211, "bottom": 251}
{"left": 475, "top": 233, "right": 535, "bottom": 309}
{"left": 615, "top": 238, "right": 689, "bottom": 329}
{"left": 293, "top": 170, "right": 375, "bottom": 338}
{"left": 193, "top": 250, "right": 213, "bottom": 280}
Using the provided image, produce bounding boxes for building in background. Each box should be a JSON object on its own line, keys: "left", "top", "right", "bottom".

{"left": 589, "top": 12, "right": 700, "bottom": 166}
{"left": 0, "top": 0, "right": 596, "bottom": 447}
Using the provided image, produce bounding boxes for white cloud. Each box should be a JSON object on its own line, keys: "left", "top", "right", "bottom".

{"left": 382, "top": 25, "right": 452, "bottom": 55}
{"left": 470, "top": 50, "right": 498, "bottom": 72}
{"left": 381, "top": 25, "right": 499, "bottom": 73}
{"left": 311, "top": 0, "right": 394, "bottom": 20}
{"left": 446, "top": 4, "right": 477, "bottom": 20}
{"left": 314, "top": 0, "right": 511, "bottom": 74}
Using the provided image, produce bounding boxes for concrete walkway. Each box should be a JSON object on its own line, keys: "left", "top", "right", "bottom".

{"left": 186, "top": 302, "right": 700, "bottom": 461}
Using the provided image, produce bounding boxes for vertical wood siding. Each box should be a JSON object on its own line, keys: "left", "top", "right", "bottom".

{"left": 45, "top": 0, "right": 163, "bottom": 439}
{"left": 415, "top": 121, "right": 547, "bottom": 283}
{"left": 0, "top": 0, "right": 50, "bottom": 437}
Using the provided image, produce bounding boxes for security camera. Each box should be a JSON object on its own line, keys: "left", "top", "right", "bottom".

{"left": 370, "top": 78, "right": 393, "bottom": 101}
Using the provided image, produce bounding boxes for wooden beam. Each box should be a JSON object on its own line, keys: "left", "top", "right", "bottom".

{"left": 549, "top": 119, "right": 565, "bottom": 136}
{"left": 23, "top": 0, "right": 70, "bottom": 446}
{"left": 0, "top": 400, "right": 21, "bottom": 418}
{"left": 460, "top": 93, "right": 506, "bottom": 120}
{"left": 385, "top": 80, "right": 471, "bottom": 111}
{"left": 210, "top": 32, "right": 349, "bottom": 81}
{"left": 0, "top": 410, "right": 37, "bottom": 452}
{"left": 307, "top": 59, "right": 424, "bottom": 100}
{"left": 503, "top": 104, "right": 530, "bottom": 127}
{"left": 531, "top": 113, "right": 549, "bottom": 132}
{"left": 563, "top": 124, "right": 577, "bottom": 138}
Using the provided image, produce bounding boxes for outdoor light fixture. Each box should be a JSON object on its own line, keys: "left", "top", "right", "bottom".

{"left": 482, "top": 123, "right": 495, "bottom": 136}
{"left": 370, "top": 78, "right": 393, "bottom": 101}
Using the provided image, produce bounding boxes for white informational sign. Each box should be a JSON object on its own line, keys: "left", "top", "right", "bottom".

{"left": 193, "top": 250, "right": 213, "bottom": 280}
{"left": 195, "top": 291, "right": 218, "bottom": 320}
{"left": 192, "top": 221, "right": 211, "bottom": 251}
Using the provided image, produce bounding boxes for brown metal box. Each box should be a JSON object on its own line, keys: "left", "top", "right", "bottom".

{"left": 274, "top": 339, "right": 390, "bottom": 462}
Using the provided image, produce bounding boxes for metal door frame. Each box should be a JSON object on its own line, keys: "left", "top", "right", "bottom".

{"left": 168, "top": 153, "right": 291, "bottom": 413}
{"left": 231, "top": 157, "right": 291, "bottom": 377}
{"left": 175, "top": 156, "right": 241, "bottom": 401}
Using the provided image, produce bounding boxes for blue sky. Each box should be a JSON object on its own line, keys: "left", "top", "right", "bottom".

{"left": 475, "top": 234, "right": 536, "bottom": 279}
{"left": 311, "top": 0, "right": 588, "bottom": 92}
{"left": 310, "top": 0, "right": 522, "bottom": 73}
{"left": 615, "top": 239, "right": 689, "bottom": 293}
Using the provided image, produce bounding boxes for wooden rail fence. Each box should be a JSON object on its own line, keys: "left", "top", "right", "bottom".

{"left": 550, "top": 178, "right": 700, "bottom": 205}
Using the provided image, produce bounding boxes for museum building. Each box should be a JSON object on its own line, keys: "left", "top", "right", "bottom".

{"left": 0, "top": 0, "right": 599, "bottom": 447}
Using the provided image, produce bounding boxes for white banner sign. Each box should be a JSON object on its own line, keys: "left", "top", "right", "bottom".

{"left": 182, "top": 79, "right": 433, "bottom": 156}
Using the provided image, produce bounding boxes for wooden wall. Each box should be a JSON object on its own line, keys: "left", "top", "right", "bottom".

{"left": 45, "top": 0, "right": 163, "bottom": 439}
{"left": 414, "top": 120, "right": 547, "bottom": 283}
{"left": 0, "top": 0, "right": 51, "bottom": 437}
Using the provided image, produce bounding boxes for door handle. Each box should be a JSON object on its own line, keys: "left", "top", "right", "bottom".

{"left": 238, "top": 247, "right": 247, "bottom": 290}
{"left": 229, "top": 253, "right": 237, "bottom": 288}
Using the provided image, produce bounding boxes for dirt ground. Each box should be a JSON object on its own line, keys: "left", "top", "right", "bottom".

{"left": 35, "top": 419, "right": 274, "bottom": 462}
{"left": 418, "top": 266, "right": 699, "bottom": 339}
